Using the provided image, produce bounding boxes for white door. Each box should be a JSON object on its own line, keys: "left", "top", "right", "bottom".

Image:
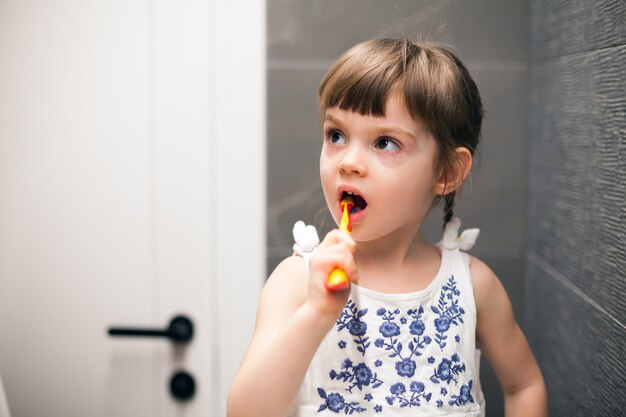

{"left": 0, "top": 1, "right": 265, "bottom": 416}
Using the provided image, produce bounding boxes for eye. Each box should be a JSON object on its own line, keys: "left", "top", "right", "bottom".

{"left": 374, "top": 137, "right": 400, "bottom": 152}
{"left": 325, "top": 129, "right": 346, "bottom": 145}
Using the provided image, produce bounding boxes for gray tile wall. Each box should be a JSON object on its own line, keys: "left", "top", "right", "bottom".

{"left": 267, "top": 2, "right": 531, "bottom": 415}
{"left": 528, "top": 0, "right": 626, "bottom": 414}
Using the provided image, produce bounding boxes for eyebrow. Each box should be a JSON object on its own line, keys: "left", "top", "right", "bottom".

{"left": 323, "top": 114, "right": 342, "bottom": 125}
{"left": 324, "top": 113, "right": 418, "bottom": 141}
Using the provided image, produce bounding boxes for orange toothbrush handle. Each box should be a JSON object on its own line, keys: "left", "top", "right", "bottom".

{"left": 326, "top": 268, "right": 350, "bottom": 291}
{"left": 326, "top": 198, "right": 354, "bottom": 292}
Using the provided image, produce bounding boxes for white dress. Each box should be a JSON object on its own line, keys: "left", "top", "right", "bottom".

{"left": 289, "top": 218, "right": 486, "bottom": 417}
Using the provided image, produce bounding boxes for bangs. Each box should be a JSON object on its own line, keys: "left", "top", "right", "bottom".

{"left": 317, "top": 39, "right": 457, "bottom": 128}
{"left": 318, "top": 67, "right": 397, "bottom": 117}
{"left": 318, "top": 39, "right": 404, "bottom": 117}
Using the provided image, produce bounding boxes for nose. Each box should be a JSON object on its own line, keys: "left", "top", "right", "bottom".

{"left": 338, "top": 145, "right": 367, "bottom": 176}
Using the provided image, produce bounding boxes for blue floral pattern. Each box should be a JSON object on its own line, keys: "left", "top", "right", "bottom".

{"left": 431, "top": 276, "right": 465, "bottom": 350}
{"left": 330, "top": 360, "right": 383, "bottom": 393}
{"left": 449, "top": 380, "right": 475, "bottom": 406}
{"left": 314, "top": 270, "right": 479, "bottom": 414}
{"left": 337, "top": 300, "right": 370, "bottom": 355}
{"left": 430, "top": 354, "right": 466, "bottom": 385}
{"left": 317, "top": 389, "right": 366, "bottom": 414}
{"left": 385, "top": 381, "right": 432, "bottom": 408}
{"left": 373, "top": 307, "right": 432, "bottom": 378}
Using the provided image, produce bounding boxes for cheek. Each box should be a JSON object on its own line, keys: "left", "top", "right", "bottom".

{"left": 319, "top": 158, "right": 331, "bottom": 184}
{"left": 319, "top": 148, "right": 332, "bottom": 176}
{"left": 397, "top": 169, "right": 438, "bottom": 208}
{"left": 319, "top": 158, "right": 335, "bottom": 202}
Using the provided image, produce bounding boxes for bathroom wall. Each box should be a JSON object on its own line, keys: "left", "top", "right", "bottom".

{"left": 527, "top": 0, "right": 626, "bottom": 415}
{"left": 266, "top": 1, "right": 531, "bottom": 415}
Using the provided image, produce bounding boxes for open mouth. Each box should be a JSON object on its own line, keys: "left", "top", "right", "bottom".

{"left": 341, "top": 191, "right": 368, "bottom": 214}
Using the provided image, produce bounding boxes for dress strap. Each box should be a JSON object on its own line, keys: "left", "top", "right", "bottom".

{"left": 292, "top": 220, "right": 320, "bottom": 270}
{"left": 437, "top": 217, "right": 480, "bottom": 282}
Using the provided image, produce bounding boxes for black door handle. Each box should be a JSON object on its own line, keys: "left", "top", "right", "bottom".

{"left": 170, "top": 370, "right": 196, "bottom": 401}
{"left": 108, "top": 315, "right": 193, "bottom": 343}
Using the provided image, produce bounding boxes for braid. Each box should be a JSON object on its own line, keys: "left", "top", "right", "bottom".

{"left": 443, "top": 193, "right": 456, "bottom": 227}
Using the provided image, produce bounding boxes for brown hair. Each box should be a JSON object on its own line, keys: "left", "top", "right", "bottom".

{"left": 318, "top": 38, "right": 483, "bottom": 226}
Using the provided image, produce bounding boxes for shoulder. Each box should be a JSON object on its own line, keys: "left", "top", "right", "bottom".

{"left": 257, "top": 255, "right": 309, "bottom": 322}
{"left": 265, "top": 255, "right": 308, "bottom": 292}
{"left": 243, "top": 255, "right": 310, "bottom": 351}
{"left": 467, "top": 254, "right": 520, "bottom": 340}
{"left": 467, "top": 255, "right": 504, "bottom": 312}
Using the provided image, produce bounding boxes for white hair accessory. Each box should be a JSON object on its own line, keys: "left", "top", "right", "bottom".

{"left": 292, "top": 220, "right": 320, "bottom": 255}
{"left": 439, "top": 217, "right": 480, "bottom": 251}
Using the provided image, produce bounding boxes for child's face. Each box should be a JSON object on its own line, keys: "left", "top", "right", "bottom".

{"left": 320, "top": 92, "right": 439, "bottom": 242}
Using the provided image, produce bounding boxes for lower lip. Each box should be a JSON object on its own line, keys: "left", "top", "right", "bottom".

{"left": 339, "top": 206, "right": 366, "bottom": 225}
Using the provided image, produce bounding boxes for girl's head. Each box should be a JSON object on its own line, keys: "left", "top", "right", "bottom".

{"left": 318, "top": 38, "right": 483, "bottom": 226}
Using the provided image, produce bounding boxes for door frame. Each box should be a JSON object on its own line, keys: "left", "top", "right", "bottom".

{"left": 152, "top": 0, "right": 265, "bottom": 415}
{"left": 210, "top": 1, "right": 266, "bottom": 415}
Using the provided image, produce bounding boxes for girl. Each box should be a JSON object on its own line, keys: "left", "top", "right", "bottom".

{"left": 228, "top": 38, "right": 547, "bottom": 417}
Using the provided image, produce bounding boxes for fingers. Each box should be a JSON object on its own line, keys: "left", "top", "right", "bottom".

{"left": 304, "top": 228, "right": 358, "bottom": 317}
{"left": 312, "top": 229, "right": 358, "bottom": 284}
{"left": 316, "top": 249, "right": 359, "bottom": 284}
{"left": 319, "top": 229, "right": 356, "bottom": 253}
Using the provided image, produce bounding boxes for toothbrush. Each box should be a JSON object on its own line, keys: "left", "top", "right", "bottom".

{"left": 325, "top": 197, "right": 354, "bottom": 291}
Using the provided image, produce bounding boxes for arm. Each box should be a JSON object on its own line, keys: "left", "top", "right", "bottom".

{"left": 227, "top": 230, "right": 357, "bottom": 417}
{"left": 471, "top": 257, "right": 548, "bottom": 417}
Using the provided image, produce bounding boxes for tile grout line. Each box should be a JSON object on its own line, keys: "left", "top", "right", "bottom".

{"left": 527, "top": 250, "right": 626, "bottom": 332}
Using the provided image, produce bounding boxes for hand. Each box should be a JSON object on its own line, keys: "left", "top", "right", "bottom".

{"left": 305, "top": 229, "right": 358, "bottom": 320}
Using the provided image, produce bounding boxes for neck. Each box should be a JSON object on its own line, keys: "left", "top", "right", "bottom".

{"left": 353, "top": 224, "right": 442, "bottom": 293}
{"left": 355, "top": 224, "right": 441, "bottom": 293}
{"left": 355, "top": 224, "right": 433, "bottom": 270}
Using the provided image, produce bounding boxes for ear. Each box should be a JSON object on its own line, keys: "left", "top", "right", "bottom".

{"left": 434, "top": 147, "right": 473, "bottom": 195}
